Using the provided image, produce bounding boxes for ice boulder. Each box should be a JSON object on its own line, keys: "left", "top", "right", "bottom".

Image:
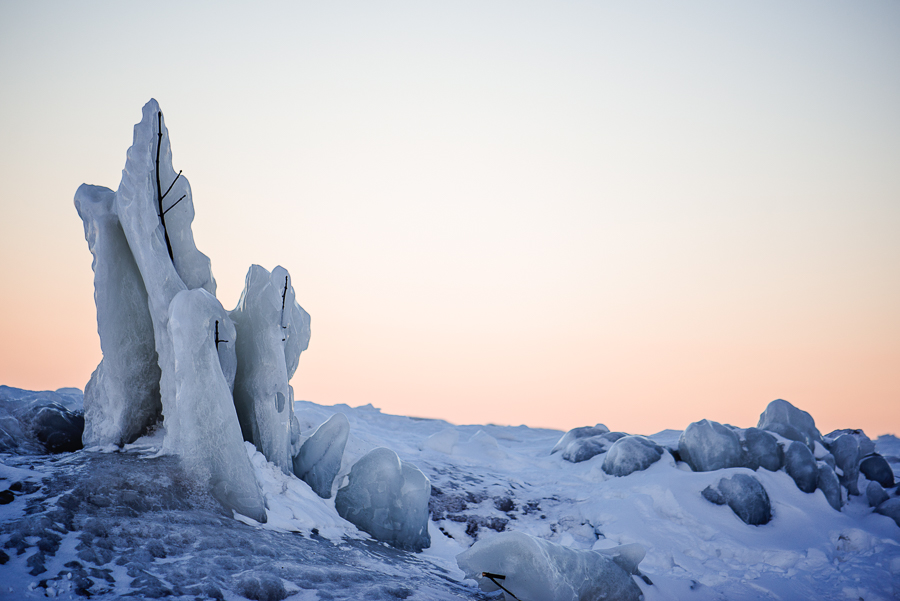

{"left": 859, "top": 454, "right": 895, "bottom": 488}
{"left": 292, "top": 413, "right": 349, "bottom": 499}
{"left": 701, "top": 473, "right": 772, "bottom": 525}
{"left": 829, "top": 434, "right": 861, "bottom": 495}
{"left": 167, "top": 289, "right": 267, "bottom": 523}
{"left": 563, "top": 432, "right": 627, "bottom": 464}
{"left": 816, "top": 463, "right": 842, "bottom": 511}
{"left": 75, "top": 183, "right": 162, "bottom": 447}
{"left": 419, "top": 428, "right": 460, "bottom": 454}
{"left": 456, "top": 531, "right": 644, "bottom": 601}
{"left": 551, "top": 425, "right": 609, "bottom": 455}
{"left": 825, "top": 428, "right": 876, "bottom": 457}
{"left": 739, "top": 427, "right": 783, "bottom": 472}
{"left": 602, "top": 435, "right": 664, "bottom": 477}
{"left": 230, "top": 265, "right": 296, "bottom": 474}
{"left": 875, "top": 497, "right": 900, "bottom": 528}
{"left": 758, "top": 399, "right": 823, "bottom": 450}
{"left": 866, "top": 481, "right": 890, "bottom": 508}
{"left": 784, "top": 441, "right": 818, "bottom": 493}
{"left": 334, "top": 447, "right": 431, "bottom": 551}
{"left": 678, "top": 419, "right": 744, "bottom": 472}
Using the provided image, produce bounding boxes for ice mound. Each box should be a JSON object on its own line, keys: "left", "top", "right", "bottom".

{"left": 0, "top": 386, "right": 85, "bottom": 454}
{"left": 168, "top": 289, "right": 267, "bottom": 522}
{"left": 866, "top": 481, "right": 889, "bottom": 507}
{"left": 678, "top": 419, "right": 744, "bottom": 472}
{"left": 334, "top": 447, "right": 431, "bottom": 551}
{"left": 702, "top": 473, "right": 772, "bottom": 525}
{"left": 419, "top": 428, "right": 460, "bottom": 454}
{"left": 75, "top": 184, "right": 162, "bottom": 447}
{"left": 758, "top": 398, "right": 823, "bottom": 450}
{"left": 293, "top": 412, "right": 349, "bottom": 498}
{"left": 601, "top": 435, "right": 663, "bottom": 476}
{"left": 456, "top": 531, "right": 644, "bottom": 601}
{"left": 563, "top": 431, "right": 626, "bottom": 464}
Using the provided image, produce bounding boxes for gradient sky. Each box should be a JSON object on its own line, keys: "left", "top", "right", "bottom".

{"left": 1, "top": 1, "right": 898, "bottom": 436}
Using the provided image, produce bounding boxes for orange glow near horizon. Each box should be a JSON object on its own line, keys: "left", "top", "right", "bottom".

{"left": 1, "top": 2, "right": 898, "bottom": 439}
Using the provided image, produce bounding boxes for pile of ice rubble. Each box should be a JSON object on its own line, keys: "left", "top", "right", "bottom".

{"left": 0, "top": 100, "right": 897, "bottom": 600}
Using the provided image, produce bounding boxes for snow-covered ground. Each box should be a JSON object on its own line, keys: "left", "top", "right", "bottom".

{"left": 1, "top": 387, "right": 899, "bottom": 600}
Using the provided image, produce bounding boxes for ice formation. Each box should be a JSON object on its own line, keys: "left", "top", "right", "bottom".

{"left": 816, "top": 462, "right": 842, "bottom": 510}
{"left": 701, "top": 473, "right": 772, "bottom": 526}
{"left": 75, "top": 184, "right": 161, "bottom": 447}
{"left": 293, "top": 412, "right": 349, "bottom": 498}
{"left": 168, "top": 289, "right": 267, "bottom": 522}
{"left": 860, "top": 453, "right": 895, "bottom": 488}
{"left": 0, "top": 386, "right": 85, "bottom": 454}
{"left": 738, "top": 427, "right": 783, "bottom": 472}
{"left": 601, "top": 435, "right": 663, "bottom": 477}
{"left": 230, "top": 265, "right": 306, "bottom": 474}
{"left": 456, "top": 531, "right": 644, "bottom": 601}
{"left": 550, "top": 424, "right": 609, "bottom": 454}
{"left": 784, "top": 441, "right": 818, "bottom": 493}
{"left": 73, "top": 100, "right": 311, "bottom": 521}
{"left": 334, "top": 447, "right": 432, "bottom": 551}
{"left": 830, "top": 433, "right": 861, "bottom": 494}
{"left": 678, "top": 419, "right": 744, "bottom": 472}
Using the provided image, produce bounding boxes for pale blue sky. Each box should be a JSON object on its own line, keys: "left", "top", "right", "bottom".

{"left": 1, "top": 1, "right": 898, "bottom": 434}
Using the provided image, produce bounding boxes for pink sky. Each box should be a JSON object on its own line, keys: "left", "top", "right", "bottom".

{"left": 1, "top": 1, "right": 898, "bottom": 437}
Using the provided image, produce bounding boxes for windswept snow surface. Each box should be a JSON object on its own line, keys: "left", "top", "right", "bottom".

{"left": 2, "top": 388, "right": 900, "bottom": 600}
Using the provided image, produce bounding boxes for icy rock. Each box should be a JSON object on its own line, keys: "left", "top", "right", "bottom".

{"left": 866, "top": 481, "right": 890, "bottom": 508}
{"left": 830, "top": 434, "right": 861, "bottom": 495}
{"left": 551, "top": 425, "right": 609, "bottom": 455}
{"left": 419, "top": 428, "right": 460, "bottom": 454}
{"left": 0, "top": 388, "right": 85, "bottom": 454}
{"left": 875, "top": 497, "right": 900, "bottom": 528}
{"left": 816, "top": 463, "right": 842, "bottom": 511}
{"left": 758, "top": 399, "right": 823, "bottom": 450}
{"left": 859, "top": 454, "right": 895, "bottom": 488}
{"left": 602, "top": 435, "right": 663, "bottom": 477}
{"left": 168, "top": 289, "right": 267, "bottom": 523}
{"left": 785, "top": 441, "right": 818, "bottom": 493}
{"left": 293, "top": 413, "right": 349, "bottom": 499}
{"left": 825, "top": 428, "right": 876, "bottom": 457}
{"left": 75, "top": 184, "right": 162, "bottom": 447}
{"left": 678, "top": 419, "right": 744, "bottom": 472}
{"left": 740, "top": 427, "right": 783, "bottom": 472}
{"left": 231, "top": 265, "right": 297, "bottom": 474}
{"left": 456, "top": 531, "right": 644, "bottom": 601}
{"left": 334, "top": 448, "right": 431, "bottom": 551}
{"left": 562, "top": 432, "right": 626, "bottom": 464}
{"left": 702, "top": 473, "right": 772, "bottom": 526}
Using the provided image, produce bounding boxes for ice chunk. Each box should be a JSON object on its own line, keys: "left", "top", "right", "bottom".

{"left": 562, "top": 432, "right": 626, "bottom": 464}
{"left": 875, "top": 497, "right": 900, "bottom": 528}
{"left": 167, "top": 288, "right": 267, "bottom": 523}
{"left": 785, "top": 441, "right": 818, "bottom": 493}
{"left": 230, "top": 265, "right": 296, "bottom": 474}
{"left": 334, "top": 447, "right": 431, "bottom": 551}
{"left": 112, "top": 100, "right": 216, "bottom": 453}
{"left": 293, "top": 413, "right": 349, "bottom": 499}
{"left": 550, "top": 425, "right": 609, "bottom": 455}
{"left": 830, "top": 434, "right": 861, "bottom": 495}
{"left": 702, "top": 473, "right": 772, "bottom": 526}
{"left": 866, "top": 481, "right": 890, "bottom": 508}
{"left": 758, "top": 399, "right": 823, "bottom": 450}
{"left": 419, "top": 428, "right": 460, "bottom": 454}
{"left": 816, "top": 462, "right": 842, "bottom": 511}
{"left": 740, "top": 427, "right": 783, "bottom": 472}
{"left": 602, "top": 435, "right": 663, "bottom": 477}
{"left": 860, "top": 454, "right": 895, "bottom": 488}
{"left": 678, "top": 419, "right": 744, "bottom": 472}
{"left": 456, "top": 531, "right": 644, "bottom": 601}
{"left": 75, "top": 183, "right": 162, "bottom": 447}
{"left": 825, "top": 428, "right": 876, "bottom": 457}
